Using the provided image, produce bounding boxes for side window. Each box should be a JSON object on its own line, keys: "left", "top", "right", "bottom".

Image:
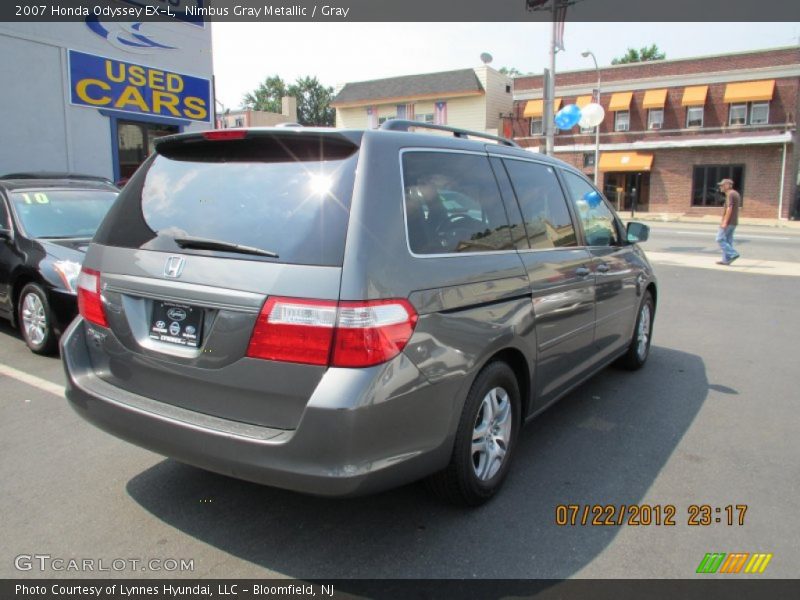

{"left": 488, "top": 157, "right": 529, "bottom": 250}
{"left": 402, "top": 152, "right": 512, "bottom": 255}
{"left": 561, "top": 171, "right": 620, "bottom": 247}
{"left": 0, "top": 198, "right": 10, "bottom": 229}
{"left": 503, "top": 159, "right": 577, "bottom": 250}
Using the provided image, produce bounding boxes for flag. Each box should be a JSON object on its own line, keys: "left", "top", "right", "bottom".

{"left": 434, "top": 101, "right": 447, "bottom": 125}
{"left": 367, "top": 106, "right": 378, "bottom": 129}
{"left": 554, "top": 0, "right": 567, "bottom": 52}
{"left": 406, "top": 103, "right": 415, "bottom": 121}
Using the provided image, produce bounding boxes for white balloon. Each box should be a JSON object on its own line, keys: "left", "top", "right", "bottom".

{"left": 579, "top": 103, "right": 605, "bottom": 128}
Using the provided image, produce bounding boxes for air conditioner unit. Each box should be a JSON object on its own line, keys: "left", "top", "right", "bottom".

{"left": 650, "top": 122, "right": 662, "bottom": 130}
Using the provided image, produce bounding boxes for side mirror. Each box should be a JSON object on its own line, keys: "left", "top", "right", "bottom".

{"left": 626, "top": 221, "right": 650, "bottom": 243}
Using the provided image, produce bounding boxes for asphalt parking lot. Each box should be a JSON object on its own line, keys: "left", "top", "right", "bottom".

{"left": 1, "top": 223, "right": 799, "bottom": 579}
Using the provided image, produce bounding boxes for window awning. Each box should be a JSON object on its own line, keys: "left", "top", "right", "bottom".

{"left": 642, "top": 89, "right": 668, "bottom": 109}
{"left": 598, "top": 152, "right": 654, "bottom": 172}
{"left": 575, "top": 95, "right": 593, "bottom": 108}
{"left": 682, "top": 86, "right": 708, "bottom": 107}
{"left": 523, "top": 98, "right": 562, "bottom": 118}
{"left": 608, "top": 92, "right": 633, "bottom": 112}
{"left": 723, "top": 80, "right": 775, "bottom": 103}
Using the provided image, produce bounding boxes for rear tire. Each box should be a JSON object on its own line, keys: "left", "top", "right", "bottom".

{"left": 427, "top": 361, "right": 521, "bottom": 506}
{"left": 18, "top": 283, "right": 58, "bottom": 355}
{"left": 617, "top": 291, "right": 654, "bottom": 371}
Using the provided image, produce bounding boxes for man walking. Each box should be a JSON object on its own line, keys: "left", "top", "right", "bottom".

{"left": 716, "top": 178, "right": 740, "bottom": 265}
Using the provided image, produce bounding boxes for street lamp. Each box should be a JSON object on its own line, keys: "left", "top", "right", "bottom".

{"left": 581, "top": 50, "right": 601, "bottom": 185}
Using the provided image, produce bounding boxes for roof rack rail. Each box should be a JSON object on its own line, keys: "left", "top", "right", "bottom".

{"left": 379, "top": 119, "right": 519, "bottom": 148}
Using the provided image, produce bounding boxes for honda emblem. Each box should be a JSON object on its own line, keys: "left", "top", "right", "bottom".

{"left": 164, "top": 256, "right": 185, "bottom": 278}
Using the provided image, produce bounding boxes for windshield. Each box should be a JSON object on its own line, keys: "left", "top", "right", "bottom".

{"left": 10, "top": 189, "right": 118, "bottom": 238}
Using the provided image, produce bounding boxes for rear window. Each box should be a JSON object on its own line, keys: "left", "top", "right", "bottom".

{"left": 94, "top": 134, "right": 359, "bottom": 267}
{"left": 402, "top": 151, "right": 512, "bottom": 255}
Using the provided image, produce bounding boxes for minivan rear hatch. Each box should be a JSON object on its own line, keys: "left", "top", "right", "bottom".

{"left": 85, "top": 129, "right": 361, "bottom": 430}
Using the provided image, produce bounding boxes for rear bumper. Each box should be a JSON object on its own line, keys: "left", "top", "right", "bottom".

{"left": 61, "top": 318, "right": 460, "bottom": 497}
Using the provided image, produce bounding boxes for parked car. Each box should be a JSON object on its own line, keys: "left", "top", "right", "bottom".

{"left": 0, "top": 173, "right": 118, "bottom": 354}
{"left": 61, "top": 123, "right": 656, "bottom": 505}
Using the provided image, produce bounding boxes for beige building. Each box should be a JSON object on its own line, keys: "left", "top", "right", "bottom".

{"left": 217, "top": 96, "right": 298, "bottom": 128}
{"left": 332, "top": 66, "right": 512, "bottom": 134}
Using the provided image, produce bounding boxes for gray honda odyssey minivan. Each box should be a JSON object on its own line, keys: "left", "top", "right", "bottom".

{"left": 61, "top": 121, "right": 656, "bottom": 505}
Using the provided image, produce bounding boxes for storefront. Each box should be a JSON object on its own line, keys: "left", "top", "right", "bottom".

{"left": 0, "top": 17, "right": 213, "bottom": 183}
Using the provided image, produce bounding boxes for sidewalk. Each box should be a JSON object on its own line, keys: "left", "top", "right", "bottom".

{"left": 626, "top": 212, "right": 800, "bottom": 229}
{"left": 646, "top": 251, "right": 800, "bottom": 277}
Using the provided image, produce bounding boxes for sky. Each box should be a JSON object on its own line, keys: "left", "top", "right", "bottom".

{"left": 211, "top": 22, "right": 800, "bottom": 110}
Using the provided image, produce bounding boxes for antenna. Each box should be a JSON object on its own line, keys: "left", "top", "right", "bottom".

{"left": 480, "top": 52, "right": 493, "bottom": 65}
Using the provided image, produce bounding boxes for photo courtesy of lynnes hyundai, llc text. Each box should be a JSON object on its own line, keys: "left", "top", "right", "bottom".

{"left": 61, "top": 120, "right": 656, "bottom": 506}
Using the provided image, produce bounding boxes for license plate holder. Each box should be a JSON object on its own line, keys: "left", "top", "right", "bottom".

{"left": 149, "top": 301, "right": 203, "bottom": 348}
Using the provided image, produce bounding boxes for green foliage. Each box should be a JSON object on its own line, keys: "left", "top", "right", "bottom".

{"left": 611, "top": 44, "right": 666, "bottom": 65}
{"left": 242, "top": 75, "right": 336, "bottom": 126}
{"left": 242, "top": 75, "right": 287, "bottom": 114}
{"left": 288, "top": 76, "right": 336, "bottom": 126}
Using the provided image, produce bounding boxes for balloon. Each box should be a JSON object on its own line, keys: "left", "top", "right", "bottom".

{"left": 554, "top": 103, "right": 582, "bottom": 129}
{"left": 579, "top": 103, "right": 605, "bottom": 128}
{"left": 583, "top": 190, "right": 603, "bottom": 208}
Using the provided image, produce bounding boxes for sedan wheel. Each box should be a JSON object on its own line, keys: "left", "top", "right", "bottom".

{"left": 18, "top": 283, "right": 58, "bottom": 355}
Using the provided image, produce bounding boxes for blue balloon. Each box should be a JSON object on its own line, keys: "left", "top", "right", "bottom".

{"left": 583, "top": 190, "right": 602, "bottom": 208}
{"left": 554, "top": 103, "right": 582, "bottom": 129}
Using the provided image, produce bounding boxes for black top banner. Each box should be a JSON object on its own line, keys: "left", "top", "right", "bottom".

{"left": 3, "top": 0, "right": 800, "bottom": 22}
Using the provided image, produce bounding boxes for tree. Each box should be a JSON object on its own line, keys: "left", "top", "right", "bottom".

{"left": 242, "top": 75, "right": 288, "bottom": 113}
{"left": 611, "top": 44, "right": 666, "bottom": 65}
{"left": 242, "top": 75, "right": 335, "bottom": 126}
{"left": 499, "top": 66, "right": 523, "bottom": 77}
{"left": 288, "top": 76, "right": 336, "bottom": 126}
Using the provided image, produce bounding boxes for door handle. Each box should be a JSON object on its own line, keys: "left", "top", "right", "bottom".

{"left": 596, "top": 263, "right": 610, "bottom": 274}
{"left": 575, "top": 267, "right": 591, "bottom": 277}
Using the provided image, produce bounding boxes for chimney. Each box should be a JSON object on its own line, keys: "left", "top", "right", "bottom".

{"left": 282, "top": 96, "right": 297, "bottom": 121}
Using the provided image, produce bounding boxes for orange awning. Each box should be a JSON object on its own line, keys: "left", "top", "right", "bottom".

{"left": 523, "top": 98, "right": 562, "bottom": 118}
{"left": 724, "top": 80, "right": 775, "bottom": 103}
{"left": 598, "top": 152, "right": 654, "bottom": 172}
{"left": 682, "top": 85, "right": 708, "bottom": 107}
{"left": 643, "top": 88, "right": 667, "bottom": 109}
{"left": 575, "top": 95, "right": 593, "bottom": 108}
{"left": 608, "top": 92, "right": 633, "bottom": 112}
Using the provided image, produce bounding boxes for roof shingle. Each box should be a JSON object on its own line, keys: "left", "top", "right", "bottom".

{"left": 333, "top": 69, "right": 484, "bottom": 105}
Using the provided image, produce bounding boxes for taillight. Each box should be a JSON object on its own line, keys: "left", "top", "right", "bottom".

{"left": 202, "top": 130, "right": 247, "bottom": 141}
{"left": 332, "top": 300, "right": 418, "bottom": 367}
{"left": 246, "top": 297, "right": 418, "bottom": 368}
{"left": 77, "top": 267, "right": 108, "bottom": 327}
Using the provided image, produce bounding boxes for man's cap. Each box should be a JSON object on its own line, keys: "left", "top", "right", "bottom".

{"left": 718, "top": 178, "right": 734, "bottom": 186}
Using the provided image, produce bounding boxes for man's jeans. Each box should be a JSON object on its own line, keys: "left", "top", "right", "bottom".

{"left": 716, "top": 225, "right": 738, "bottom": 262}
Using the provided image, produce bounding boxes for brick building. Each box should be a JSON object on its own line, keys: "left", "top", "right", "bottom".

{"left": 507, "top": 46, "right": 800, "bottom": 219}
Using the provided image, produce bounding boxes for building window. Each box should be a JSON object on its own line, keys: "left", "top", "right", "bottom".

{"left": 378, "top": 116, "right": 396, "bottom": 125}
{"left": 691, "top": 165, "right": 745, "bottom": 207}
{"left": 234, "top": 117, "right": 244, "bottom": 127}
{"left": 729, "top": 103, "right": 747, "bottom": 126}
{"left": 580, "top": 124, "right": 595, "bottom": 134}
{"left": 615, "top": 111, "right": 630, "bottom": 132}
{"left": 416, "top": 113, "right": 434, "bottom": 124}
{"left": 686, "top": 106, "right": 704, "bottom": 128}
{"left": 750, "top": 102, "right": 769, "bottom": 125}
{"left": 505, "top": 84, "right": 511, "bottom": 93}
{"left": 648, "top": 109, "right": 664, "bottom": 130}
{"left": 583, "top": 152, "right": 596, "bottom": 167}
{"left": 530, "top": 117, "right": 543, "bottom": 136}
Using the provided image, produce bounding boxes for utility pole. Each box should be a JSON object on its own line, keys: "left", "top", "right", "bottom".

{"left": 544, "top": 1, "right": 557, "bottom": 155}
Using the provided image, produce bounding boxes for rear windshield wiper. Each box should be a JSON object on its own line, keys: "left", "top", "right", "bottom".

{"left": 172, "top": 235, "right": 279, "bottom": 258}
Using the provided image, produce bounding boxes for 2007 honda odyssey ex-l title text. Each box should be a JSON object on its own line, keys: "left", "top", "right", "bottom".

{"left": 61, "top": 121, "right": 656, "bottom": 506}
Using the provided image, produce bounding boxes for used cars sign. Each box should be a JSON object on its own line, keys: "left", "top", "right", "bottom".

{"left": 69, "top": 50, "right": 211, "bottom": 122}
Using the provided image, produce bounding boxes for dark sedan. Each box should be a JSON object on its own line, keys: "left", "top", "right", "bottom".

{"left": 0, "top": 174, "right": 118, "bottom": 354}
